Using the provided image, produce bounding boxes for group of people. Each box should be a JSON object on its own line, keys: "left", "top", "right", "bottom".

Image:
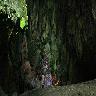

{"left": 21, "top": 54, "right": 59, "bottom": 89}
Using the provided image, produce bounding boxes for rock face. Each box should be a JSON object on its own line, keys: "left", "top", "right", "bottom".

{"left": 26, "top": 0, "right": 96, "bottom": 84}
{"left": 20, "top": 79, "right": 96, "bottom": 96}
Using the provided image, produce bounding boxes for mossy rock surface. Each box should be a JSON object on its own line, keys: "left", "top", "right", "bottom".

{"left": 20, "top": 79, "right": 96, "bottom": 96}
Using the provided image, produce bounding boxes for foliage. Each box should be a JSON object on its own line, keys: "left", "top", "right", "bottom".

{"left": 0, "top": 0, "right": 27, "bottom": 23}
{"left": 20, "top": 17, "right": 26, "bottom": 29}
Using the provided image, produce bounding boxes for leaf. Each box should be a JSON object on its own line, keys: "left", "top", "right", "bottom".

{"left": 20, "top": 17, "right": 25, "bottom": 29}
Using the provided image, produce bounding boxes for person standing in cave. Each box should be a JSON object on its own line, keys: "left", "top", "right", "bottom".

{"left": 41, "top": 54, "right": 52, "bottom": 88}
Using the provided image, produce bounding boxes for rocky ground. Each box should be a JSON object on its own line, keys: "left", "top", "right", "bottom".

{"left": 1, "top": 79, "right": 96, "bottom": 96}
{"left": 20, "top": 79, "right": 96, "bottom": 96}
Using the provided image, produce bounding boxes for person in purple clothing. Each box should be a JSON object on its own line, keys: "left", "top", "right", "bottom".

{"left": 45, "top": 73, "right": 52, "bottom": 87}
{"left": 41, "top": 54, "right": 52, "bottom": 88}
